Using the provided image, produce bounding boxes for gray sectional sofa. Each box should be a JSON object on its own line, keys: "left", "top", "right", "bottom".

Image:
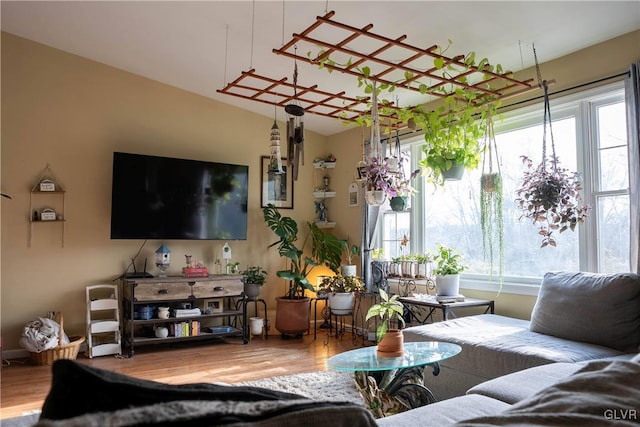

{"left": 402, "top": 271, "right": 640, "bottom": 400}
{"left": 12, "top": 271, "right": 640, "bottom": 426}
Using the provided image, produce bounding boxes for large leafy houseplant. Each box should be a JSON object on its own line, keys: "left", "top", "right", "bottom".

{"left": 515, "top": 82, "right": 589, "bottom": 248}
{"left": 263, "top": 204, "right": 343, "bottom": 299}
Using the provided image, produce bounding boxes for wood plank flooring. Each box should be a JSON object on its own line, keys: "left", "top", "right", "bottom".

{"left": 0, "top": 333, "right": 366, "bottom": 420}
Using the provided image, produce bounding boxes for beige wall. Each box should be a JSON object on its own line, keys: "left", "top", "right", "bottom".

{"left": 0, "top": 32, "right": 333, "bottom": 350}
{"left": 2, "top": 29, "right": 639, "bottom": 352}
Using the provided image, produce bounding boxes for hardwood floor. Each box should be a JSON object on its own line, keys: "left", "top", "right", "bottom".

{"left": 0, "top": 333, "right": 367, "bottom": 420}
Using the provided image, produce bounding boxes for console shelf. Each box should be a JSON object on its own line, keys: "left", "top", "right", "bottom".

{"left": 121, "top": 275, "right": 248, "bottom": 356}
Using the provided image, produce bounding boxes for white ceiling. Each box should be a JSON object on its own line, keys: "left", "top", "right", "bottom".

{"left": 2, "top": 1, "right": 639, "bottom": 135}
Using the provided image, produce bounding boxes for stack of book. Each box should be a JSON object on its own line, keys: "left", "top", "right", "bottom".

{"left": 172, "top": 320, "right": 200, "bottom": 337}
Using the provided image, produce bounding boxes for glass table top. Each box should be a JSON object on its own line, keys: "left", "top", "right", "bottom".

{"left": 326, "top": 341, "right": 461, "bottom": 372}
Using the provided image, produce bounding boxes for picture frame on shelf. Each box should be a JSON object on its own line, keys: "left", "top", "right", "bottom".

{"left": 203, "top": 298, "right": 224, "bottom": 314}
{"left": 260, "top": 156, "right": 293, "bottom": 209}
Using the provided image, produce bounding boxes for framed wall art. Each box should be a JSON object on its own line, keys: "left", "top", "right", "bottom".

{"left": 260, "top": 156, "right": 293, "bottom": 209}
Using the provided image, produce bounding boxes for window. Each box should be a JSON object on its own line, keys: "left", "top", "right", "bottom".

{"left": 376, "top": 82, "right": 629, "bottom": 291}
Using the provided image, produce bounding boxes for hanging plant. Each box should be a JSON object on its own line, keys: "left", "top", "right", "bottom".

{"left": 515, "top": 81, "right": 589, "bottom": 248}
{"left": 480, "top": 108, "right": 504, "bottom": 279}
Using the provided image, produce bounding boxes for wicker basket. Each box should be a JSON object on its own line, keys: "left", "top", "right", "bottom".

{"left": 30, "top": 312, "right": 85, "bottom": 366}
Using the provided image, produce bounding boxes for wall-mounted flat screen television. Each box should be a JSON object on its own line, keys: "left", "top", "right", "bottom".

{"left": 110, "top": 152, "right": 248, "bottom": 240}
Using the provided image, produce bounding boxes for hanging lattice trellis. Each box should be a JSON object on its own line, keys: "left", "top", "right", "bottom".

{"left": 218, "top": 11, "right": 539, "bottom": 127}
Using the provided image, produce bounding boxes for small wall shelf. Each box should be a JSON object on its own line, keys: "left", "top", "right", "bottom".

{"left": 313, "top": 158, "right": 336, "bottom": 226}
{"left": 29, "top": 165, "right": 66, "bottom": 247}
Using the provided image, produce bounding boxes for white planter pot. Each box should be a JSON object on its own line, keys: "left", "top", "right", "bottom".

{"left": 249, "top": 317, "right": 264, "bottom": 335}
{"left": 416, "top": 263, "right": 429, "bottom": 278}
{"left": 365, "top": 189, "right": 386, "bottom": 206}
{"left": 389, "top": 262, "right": 400, "bottom": 277}
{"left": 436, "top": 274, "right": 460, "bottom": 296}
{"left": 328, "top": 292, "right": 355, "bottom": 315}
{"left": 402, "top": 261, "right": 415, "bottom": 277}
{"left": 341, "top": 265, "right": 357, "bottom": 277}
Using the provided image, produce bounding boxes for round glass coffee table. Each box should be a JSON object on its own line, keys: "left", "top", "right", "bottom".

{"left": 327, "top": 341, "right": 461, "bottom": 418}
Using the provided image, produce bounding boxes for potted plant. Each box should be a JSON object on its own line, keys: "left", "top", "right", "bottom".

{"left": 413, "top": 100, "right": 485, "bottom": 186}
{"left": 263, "top": 204, "right": 344, "bottom": 336}
{"left": 414, "top": 252, "right": 434, "bottom": 278}
{"left": 365, "top": 288, "right": 406, "bottom": 356}
{"left": 480, "top": 110, "right": 504, "bottom": 281}
{"left": 515, "top": 83, "right": 589, "bottom": 248}
{"left": 318, "top": 275, "right": 365, "bottom": 314}
{"left": 340, "top": 238, "right": 360, "bottom": 277}
{"left": 431, "top": 244, "right": 466, "bottom": 296}
{"left": 241, "top": 266, "right": 267, "bottom": 300}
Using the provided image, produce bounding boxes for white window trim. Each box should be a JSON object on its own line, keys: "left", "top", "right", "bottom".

{"left": 378, "top": 81, "right": 628, "bottom": 296}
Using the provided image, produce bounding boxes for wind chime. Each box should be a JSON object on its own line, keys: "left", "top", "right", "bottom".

{"left": 284, "top": 46, "right": 304, "bottom": 181}
{"left": 269, "top": 104, "right": 284, "bottom": 174}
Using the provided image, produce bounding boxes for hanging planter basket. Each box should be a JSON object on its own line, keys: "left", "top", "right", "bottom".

{"left": 365, "top": 188, "right": 386, "bottom": 206}
{"left": 442, "top": 163, "right": 466, "bottom": 181}
{"left": 481, "top": 172, "right": 502, "bottom": 193}
{"left": 515, "top": 78, "right": 589, "bottom": 248}
{"left": 389, "top": 196, "right": 408, "bottom": 212}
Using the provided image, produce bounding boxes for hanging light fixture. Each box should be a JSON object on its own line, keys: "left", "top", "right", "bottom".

{"left": 285, "top": 46, "right": 304, "bottom": 181}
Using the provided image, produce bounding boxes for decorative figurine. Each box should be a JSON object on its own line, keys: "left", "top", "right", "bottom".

{"left": 155, "top": 245, "right": 171, "bottom": 277}
{"left": 315, "top": 200, "right": 327, "bottom": 222}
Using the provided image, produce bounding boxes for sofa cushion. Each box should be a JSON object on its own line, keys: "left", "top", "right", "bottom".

{"left": 530, "top": 271, "right": 640, "bottom": 352}
{"left": 403, "top": 314, "right": 620, "bottom": 383}
{"left": 466, "top": 362, "right": 584, "bottom": 404}
{"left": 456, "top": 359, "right": 640, "bottom": 426}
{"left": 41, "top": 360, "right": 304, "bottom": 420}
{"left": 376, "top": 394, "right": 510, "bottom": 427}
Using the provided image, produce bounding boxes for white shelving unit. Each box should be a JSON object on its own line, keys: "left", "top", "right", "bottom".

{"left": 86, "top": 284, "right": 122, "bottom": 358}
{"left": 313, "top": 160, "right": 336, "bottom": 229}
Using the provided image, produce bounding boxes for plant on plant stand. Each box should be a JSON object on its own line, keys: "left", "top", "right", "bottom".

{"left": 340, "top": 237, "right": 360, "bottom": 277}
{"left": 241, "top": 266, "right": 267, "bottom": 300}
{"left": 480, "top": 108, "right": 504, "bottom": 283}
{"left": 365, "top": 289, "right": 405, "bottom": 356}
{"left": 515, "top": 78, "right": 589, "bottom": 248}
{"left": 263, "top": 204, "right": 344, "bottom": 336}
{"left": 431, "top": 245, "right": 466, "bottom": 297}
{"left": 318, "top": 275, "right": 365, "bottom": 315}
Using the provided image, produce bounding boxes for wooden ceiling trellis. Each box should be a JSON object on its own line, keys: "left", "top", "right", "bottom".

{"left": 217, "top": 11, "right": 538, "bottom": 127}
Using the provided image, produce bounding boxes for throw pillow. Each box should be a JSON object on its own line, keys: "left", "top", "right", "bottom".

{"left": 456, "top": 360, "right": 640, "bottom": 427}
{"left": 530, "top": 271, "right": 640, "bottom": 352}
{"left": 40, "top": 359, "right": 305, "bottom": 420}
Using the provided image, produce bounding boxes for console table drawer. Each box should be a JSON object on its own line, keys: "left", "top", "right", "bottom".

{"left": 192, "top": 277, "right": 243, "bottom": 298}
{"left": 133, "top": 282, "right": 192, "bottom": 301}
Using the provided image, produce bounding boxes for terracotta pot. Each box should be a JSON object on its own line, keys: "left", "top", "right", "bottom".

{"left": 275, "top": 297, "right": 310, "bottom": 336}
{"left": 377, "top": 329, "right": 404, "bottom": 357}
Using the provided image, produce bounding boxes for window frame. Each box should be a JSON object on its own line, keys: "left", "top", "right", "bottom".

{"left": 375, "top": 81, "right": 628, "bottom": 295}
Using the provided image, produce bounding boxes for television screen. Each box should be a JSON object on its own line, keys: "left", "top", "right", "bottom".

{"left": 110, "top": 152, "right": 248, "bottom": 240}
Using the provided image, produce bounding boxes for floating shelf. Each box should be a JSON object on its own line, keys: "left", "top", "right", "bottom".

{"left": 315, "top": 221, "right": 336, "bottom": 229}
{"left": 313, "top": 191, "right": 336, "bottom": 198}
{"left": 313, "top": 161, "right": 336, "bottom": 169}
